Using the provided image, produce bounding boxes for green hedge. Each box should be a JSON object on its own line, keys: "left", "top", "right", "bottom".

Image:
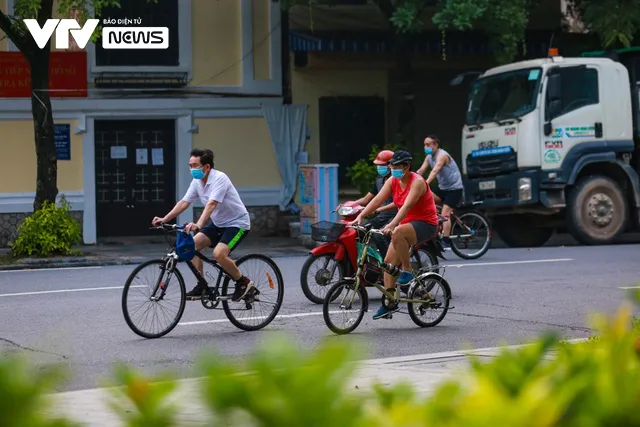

{"left": 2, "top": 296, "right": 640, "bottom": 426}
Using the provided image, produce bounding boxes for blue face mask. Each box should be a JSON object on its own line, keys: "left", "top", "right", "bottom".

{"left": 191, "top": 167, "right": 205, "bottom": 180}
{"left": 376, "top": 166, "right": 388, "bottom": 176}
{"left": 424, "top": 147, "right": 434, "bottom": 155}
{"left": 391, "top": 169, "right": 404, "bottom": 179}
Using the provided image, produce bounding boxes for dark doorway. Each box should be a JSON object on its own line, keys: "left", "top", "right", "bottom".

{"left": 319, "top": 96, "right": 386, "bottom": 188}
{"left": 95, "top": 119, "right": 176, "bottom": 237}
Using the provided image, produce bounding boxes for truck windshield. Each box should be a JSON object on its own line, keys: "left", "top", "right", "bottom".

{"left": 466, "top": 67, "right": 542, "bottom": 125}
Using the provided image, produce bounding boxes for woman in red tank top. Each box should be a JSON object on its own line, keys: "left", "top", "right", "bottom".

{"left": 350, "top": 150, "right": 438, "bottom": 319}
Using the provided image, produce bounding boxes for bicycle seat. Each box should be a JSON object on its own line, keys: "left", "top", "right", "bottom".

{"left": 438, "top": 215, "right": 449, "bottom": 224}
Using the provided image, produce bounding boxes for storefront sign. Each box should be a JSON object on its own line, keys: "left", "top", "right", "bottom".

{"left": 0, "top": 51, "right": 88, "bottom": 98}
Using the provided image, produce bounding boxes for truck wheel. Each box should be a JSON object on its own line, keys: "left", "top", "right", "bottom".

{"left": 566, "top": 175, "right": 627, "bottom": 245}
{"left": 493, "top": 215, "right": 554, "bottom": 248}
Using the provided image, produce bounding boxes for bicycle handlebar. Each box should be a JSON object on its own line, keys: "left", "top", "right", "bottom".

{"left": 149, "top": 223, "right": 185, "bottom": 232}
{"left": 345, "top": 224, "right": 386, "bottom": 235}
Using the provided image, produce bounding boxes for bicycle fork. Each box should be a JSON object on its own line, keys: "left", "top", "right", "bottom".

{"left": 151, "top": 258, "right": 176, "bottom": 301}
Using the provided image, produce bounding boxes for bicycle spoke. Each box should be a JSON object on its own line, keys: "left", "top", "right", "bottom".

{"left": 223, "top": 254, "right": 284, "bottom": 331}
{"left": 122, "top": 260, "right": 186, "bottom": 339}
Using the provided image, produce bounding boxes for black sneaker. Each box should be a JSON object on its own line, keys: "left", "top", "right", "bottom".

{"left": 231, "top": 278, "right": 254, "bottom": 302}
{"left": 185, "top": 285, "right": 204, "bottom": 300}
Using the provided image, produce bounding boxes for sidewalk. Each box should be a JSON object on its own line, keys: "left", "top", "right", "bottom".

{"left": 0, "top": 236, "right": 311, "bottom": 271}
{"left": 44, "top": 341, "right": 581, "bottom": 426}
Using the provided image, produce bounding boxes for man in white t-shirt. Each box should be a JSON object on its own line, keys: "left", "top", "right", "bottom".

{"left": 152, "top": 148, "right": 253, "bottom": 302}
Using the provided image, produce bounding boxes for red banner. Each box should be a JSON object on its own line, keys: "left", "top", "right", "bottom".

{"left": 0, "top": 51, "right": 88, "bottom": 98}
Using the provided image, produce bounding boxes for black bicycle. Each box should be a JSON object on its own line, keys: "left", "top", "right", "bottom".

{"left": 121, "top": 223, "right": 284, "bottom": 339}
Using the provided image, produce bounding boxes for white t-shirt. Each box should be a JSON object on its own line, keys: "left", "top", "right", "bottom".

{"left": 182, "top": 170, "right": 251, "bottom": 230}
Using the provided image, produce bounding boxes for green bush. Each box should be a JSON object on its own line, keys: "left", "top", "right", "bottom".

{"left": 3, "top": 296, "right": 640, "bottom": 426}
{"left": 10, "top": 195, "right": 82, "bottom": 258}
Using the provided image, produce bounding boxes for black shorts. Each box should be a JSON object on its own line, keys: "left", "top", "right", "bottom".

{"left": 199, "top": 224, "right": 249, "bottom": 252}
{"left": 433, "top": 188, "right": 463, "bottom": 208}
{"left": 409, "top": 221, "right": 438, "bottom": 244}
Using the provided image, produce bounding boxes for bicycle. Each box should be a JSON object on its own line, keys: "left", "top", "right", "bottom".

{"left": 121, "top": 223, "right": 284, "bottom": 339}
{"left": 436, "top": 201, "right": 492, "bottom": 260}
{"left": 322, "top": 224, "right": 452, "bottom": 335}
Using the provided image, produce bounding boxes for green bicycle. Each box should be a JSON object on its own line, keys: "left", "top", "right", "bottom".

{"left": 322, "top": 224, "right": 452, "bottom": 335}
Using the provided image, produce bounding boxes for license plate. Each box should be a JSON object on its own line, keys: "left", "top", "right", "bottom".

{"left": 479, "top": 180, "right": 496, "bottom": 190}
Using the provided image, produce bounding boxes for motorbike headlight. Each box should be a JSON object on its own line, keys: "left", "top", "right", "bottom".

{"left": 337, "top": 206, "right": 355, "bottom": 216}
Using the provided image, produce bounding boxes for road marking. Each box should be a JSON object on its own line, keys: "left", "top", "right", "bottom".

{"left": 179, "top": 310, "right": 355, "bottom": 326}
{"left": 619, "top": 286, "right": 640, "bottom": 289}
{"left": 0, "top": 259, "right": 575, "bottom": 298}
{"left": 0, "top": 285, "right": 144, "bottom": 297}
{"left": 0, "top": 266, "right": 103, "bottom": 273}
{"left": 443, "top": 258, "right": 573, "bottom": 268}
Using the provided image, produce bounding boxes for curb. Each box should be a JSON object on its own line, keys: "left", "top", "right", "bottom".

{"left": 0, "top": 257, "right": 149, "bottom": 271}
{"left": 0, "top": 249, "right": 311, "bottom": 271}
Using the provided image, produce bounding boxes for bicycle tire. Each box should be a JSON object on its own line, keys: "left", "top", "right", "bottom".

{"left": 122, "top": 259, "right": 186, "bottom": 339}
{"left": 412, "top": 247, "right": 439, "bottom": 274}
{"left": 221, "top": 253, "right": 284, "bottom": 331}
{"left": 450, "top": 211, "right": 492, "bottom": 260}
{"left": 322, "top": 280, "right": 368, "bottom": 335}
{"left": 407, "top": 272, "right": 451, "bottom": 328}
{"left": 300, "top": 253, "right": 346, "bottom": 304}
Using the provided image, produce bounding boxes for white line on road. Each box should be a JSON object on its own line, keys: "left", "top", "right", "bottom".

{"left": 443, "top": 258, "right": 573, "bottom": 268}
{"left": 0, "top": 266, "right": 103, "bottom": 273}
{"left": 179, "top": 310, "right": 349, "bottom": 326}
{"left": 619, "top": 286, "right": 640, "bottom": 289}
{"left": 0, "top": 285, "right": 144, "bottom": 297}
{"left": 0, "top": 258, "right": 574, "bottom": 298}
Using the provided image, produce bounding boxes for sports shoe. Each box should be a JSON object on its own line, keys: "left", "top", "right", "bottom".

{"left": 373, "top": 303, "right": 399, "bottom": 320}
{"left": 396, "top": 271, "right": 414, "bottom": 285}
{"left": 185, "top": 284, "right": 204, "bottom": 300}
{"left": 231, "top": 276, "right": 254, "bottom": 302}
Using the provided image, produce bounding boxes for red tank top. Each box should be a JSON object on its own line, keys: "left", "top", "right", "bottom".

{"left": 391, "top": 172, "right": 438, "bottom": 226}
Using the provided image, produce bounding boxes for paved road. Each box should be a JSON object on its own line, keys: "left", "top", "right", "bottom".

{"left": 0, "top": 245, "right": 638, "bottom": 392}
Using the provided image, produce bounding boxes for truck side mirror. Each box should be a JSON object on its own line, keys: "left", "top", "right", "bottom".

{"left": 548, "top": 99, "right": 562, "bottom": 119}
{"left": 547, "top": 74, "right": 561, "bottom": 100}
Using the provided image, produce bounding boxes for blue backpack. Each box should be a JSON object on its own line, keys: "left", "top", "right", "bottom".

{"left": 175, "top": 231, "right": 196, "bottom": 261}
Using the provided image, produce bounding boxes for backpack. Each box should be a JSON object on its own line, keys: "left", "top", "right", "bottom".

{"left": 175, "top": 231, "right": 196, "bottom": 261}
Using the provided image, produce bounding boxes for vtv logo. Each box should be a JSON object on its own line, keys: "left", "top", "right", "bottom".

{"left": 24, "top": 19, "right": 99, "bottom": 49}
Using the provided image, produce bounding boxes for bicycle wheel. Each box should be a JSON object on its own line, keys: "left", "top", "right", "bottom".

{"left": 407, "top": 272, "right": 451, "bottom": 328}
{"left": 411, "top": 247, "right": 439, "bottom": 274}
{"left": 122, "top": 259, "right": 186, "bottom": 339}
{"left": 300, "top": 253, "right": 346, "bottom": 304}
{"left": 221, "top": 254, "right": 284, "bottom": 331}
{"left": 450, "top": 211, "right": 492, "bottom": 260}
{"left": 323, "top": 280, "right": 367, "bottom": 335}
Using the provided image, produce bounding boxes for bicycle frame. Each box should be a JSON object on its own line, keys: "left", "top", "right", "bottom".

{"left": 436, "top": 205, "right": 475, "bottom": 241}
{"left": 153, "top": 225, "right": 237, "bottom": 303}
{"left": 341, "top": 225, "right": 440, "bottom": 308}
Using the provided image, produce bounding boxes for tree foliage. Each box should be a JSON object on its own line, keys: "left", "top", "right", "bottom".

{"left": 278, "top": 0, "right": 543, "bottom": 65}
{"left": 0, "top": 0, "right": 145, "bottom": 211}
{"left": 564, "top": 0, "right": 640, "bottom": 48}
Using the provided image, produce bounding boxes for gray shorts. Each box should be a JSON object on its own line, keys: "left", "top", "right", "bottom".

{"left": 409, "top": 221, "right": 438, "bottom": 244}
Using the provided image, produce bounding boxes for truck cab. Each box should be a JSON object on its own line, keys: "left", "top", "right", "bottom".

{"left": 460, "top": 49, "right": 640, "bottom": 247}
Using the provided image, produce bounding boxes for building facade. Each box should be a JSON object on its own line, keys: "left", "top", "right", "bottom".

{"left": 285, "top": 0, "right": 566, "bottom": 197}
{"left": 0, "top": 0, "right": 301, "bottom": 246}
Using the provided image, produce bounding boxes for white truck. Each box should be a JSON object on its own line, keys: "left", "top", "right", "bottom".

{"left": 455, "top": 47, "right": 640, "bottom": 247}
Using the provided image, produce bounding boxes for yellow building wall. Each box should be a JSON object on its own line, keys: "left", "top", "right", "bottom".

{"left": 291, "top": 66, "right": 388, "bottom": 164}
{"left": 190, "top": 0, "right": 242, "bottom": 87}
{"left": 192, "top": 117, "right": 281, "bottom": 188}
{"left": 0, "top": 120, "right": 83, "bottom": 193}
{"left": 252, "top": 0, "right": 271, "bottom": 81}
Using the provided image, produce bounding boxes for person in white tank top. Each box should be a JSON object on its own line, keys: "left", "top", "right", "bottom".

{"left": 416, "top": 135, "right": 464, "bottom": 248}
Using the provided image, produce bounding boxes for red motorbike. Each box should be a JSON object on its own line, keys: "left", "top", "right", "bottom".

{"left": 300, "top": 201, "right": 445, "bottom": 304}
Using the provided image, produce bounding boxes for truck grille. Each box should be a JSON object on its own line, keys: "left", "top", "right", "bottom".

{"left": 466, "top": 151, "right": 518, "bottom": 178}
